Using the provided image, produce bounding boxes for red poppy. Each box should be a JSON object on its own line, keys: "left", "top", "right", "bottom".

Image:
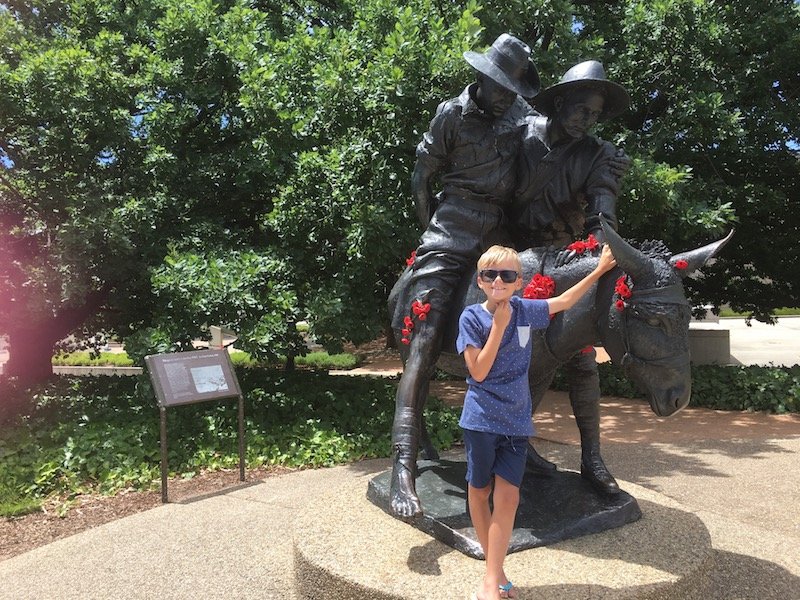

{"left": 523, "top": 273, "right": 556, "bottom": 299}
{"left": 567, "top": 240, "right": 587, "bottom": 253}
{"left": 401, "top": 328, "right": 411, "bottom": 336}
{"left": 403, "top": 316, "right": 414, "bottom": 328}
{"left": 401, "top": 338, "right": 411, "bottom": 345}
{"left": 566, "top": 234, "right": 600, "bottom": 254}
{"left": 674, "top": 259, "right": 688, "bottom": 270}
{"left": 615, "top": 299, "right": 626, "bottom": 312}
{"left": 405, "top": 250, "right": 417, "bottom": 267}
{"left": 411, "top": 300, "right": 431, "bottom": 317}
{"left": 614, "top": 276, "right": 632, "bottom": 299}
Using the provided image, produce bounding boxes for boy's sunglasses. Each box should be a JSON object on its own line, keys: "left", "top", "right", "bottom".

{"left": 479, "top": 269, "right": 519, "bottom": 284}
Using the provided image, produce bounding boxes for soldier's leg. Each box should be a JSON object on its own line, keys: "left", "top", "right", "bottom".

{"left": 565, "top": 349, "right": 619, "bottom": 494}
{"left": 390, "top": 310, "right": 445, "bottom": 518}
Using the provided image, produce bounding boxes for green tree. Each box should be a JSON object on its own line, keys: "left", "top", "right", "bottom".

{"left": 575, "top": 0, "right": 800, "bottom": 321}
{"left": 1, "top": 0, "right": 798, "bottom": 392}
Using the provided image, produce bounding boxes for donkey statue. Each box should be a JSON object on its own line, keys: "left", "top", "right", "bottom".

{"left": 387, "top": 219, "right": 733, "bottom": 518}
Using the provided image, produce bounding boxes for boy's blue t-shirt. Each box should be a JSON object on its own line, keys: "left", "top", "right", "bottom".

{"left": 456, "top": 295, "right": 551, "bottom": 436}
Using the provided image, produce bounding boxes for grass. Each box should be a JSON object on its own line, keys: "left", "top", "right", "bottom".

{"left": 52, "top": 350, "right": 359, "bottom": 370}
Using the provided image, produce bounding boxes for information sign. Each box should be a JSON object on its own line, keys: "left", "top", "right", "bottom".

{"left": 145, "top": 349, "right": 246, "bottom": 502}
{"left": 146, "top": 349, "right": 241, "bottom": 407}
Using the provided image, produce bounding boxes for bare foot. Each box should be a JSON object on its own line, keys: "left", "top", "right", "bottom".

{"left": 389, "top": 459, "right": 423, "bottom": 519}
{"left": 472, "top": 585, "right": 501, "bottom": 600}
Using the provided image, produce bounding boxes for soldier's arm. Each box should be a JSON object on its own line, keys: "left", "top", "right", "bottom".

{"left": 412, "top": 101, "right": 454, "bottom": 227}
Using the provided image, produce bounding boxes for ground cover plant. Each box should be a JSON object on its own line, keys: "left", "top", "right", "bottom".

{"left": 0, "top": 370, "right": 461, "bottom": 518}
{"left": 551, "top": 363, "right": 800, "bottom": 414}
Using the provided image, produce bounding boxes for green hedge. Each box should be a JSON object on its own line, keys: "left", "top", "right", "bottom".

{"left": 52, "top": 352, "right": 135, "bottom": 367}
{"left": 52, "top": 350, "right": 359, "bottom": 370}
{"left": 553, "top": 363, "right": 799, "bottom": 414}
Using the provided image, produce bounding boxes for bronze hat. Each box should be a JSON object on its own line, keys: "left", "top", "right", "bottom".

{"left": 463, "top": 34, "right": 541, "bottom": 100}
{"left": 533, "top": 60, "right": 630, "bottom": 121}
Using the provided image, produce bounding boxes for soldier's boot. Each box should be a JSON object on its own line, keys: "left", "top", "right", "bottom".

{"left": 567, "top": 351, "right": 620, "bottom": 495}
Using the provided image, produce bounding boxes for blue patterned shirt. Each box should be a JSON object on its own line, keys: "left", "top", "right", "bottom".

{"left": 456, "top": 296, "right": 550, "bottom": 436}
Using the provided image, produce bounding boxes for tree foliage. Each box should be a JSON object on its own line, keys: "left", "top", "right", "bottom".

{"left": 1, "top": 0, "right": 798, "bottom": 384}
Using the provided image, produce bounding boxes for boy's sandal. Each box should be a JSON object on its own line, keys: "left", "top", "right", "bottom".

{"left": 499, "top": 581, "right": 517, "bottom": 599}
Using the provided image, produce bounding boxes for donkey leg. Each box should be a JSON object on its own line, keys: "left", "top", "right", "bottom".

{"left": 390, "top": 314, "right": 444, "bottom": 518}
{"left": 565, "top": 350, "right": 620, "bottom": 495}
{"left": 527, "top": 369, "right": 558, "bottom": 473}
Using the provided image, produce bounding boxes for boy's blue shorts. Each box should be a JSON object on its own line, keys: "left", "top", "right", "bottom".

{"left": 463, "top": 429, "right": 529, "bottom": 489}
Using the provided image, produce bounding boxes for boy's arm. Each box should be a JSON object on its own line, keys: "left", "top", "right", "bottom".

{"left": 463, "top": 301, "right": 511, "bottom": 382}
{"left": 546, "top": 245, "right": 616, "bottom": 314}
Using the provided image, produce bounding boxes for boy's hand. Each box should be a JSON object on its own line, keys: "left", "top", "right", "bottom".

{"left": 493, "top": 300, "right": 513, "bottom": 331}
{"left": 597, "top": 244, "right": 617, "bottom": 273}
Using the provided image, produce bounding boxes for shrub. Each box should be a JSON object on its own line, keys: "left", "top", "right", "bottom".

{"left": 0, "top": 369, "right": 460, "bottom": 516}
{"left": 554, "top": 363, "right": 799, "bottom": 414}
{"left": 52, "top": 352, "right": 135, "bottom": 367}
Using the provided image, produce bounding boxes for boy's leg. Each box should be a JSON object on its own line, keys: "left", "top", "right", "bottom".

{"left": 467, "top": 482, "right": 493, "bottom": 558}
{"left": 483, "top": 475, "right": 520, "bottom": 599}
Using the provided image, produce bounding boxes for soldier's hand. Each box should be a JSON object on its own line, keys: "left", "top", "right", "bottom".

{"left": 555, "top": 248, "right": 578, "bottom": 268}
{"left": 609, "top": 148, "right": 631, "bottom": 180}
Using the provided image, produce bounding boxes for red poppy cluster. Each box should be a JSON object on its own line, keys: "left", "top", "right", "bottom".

{"left": 405, "top": 250, "right": 417, "bottom": 267}
{"left": 523, "top": 273, "right": 556, "bottom": 300}
{"left": 400, "top": 300, "right": 432, "bottom": 345}
{"left": 566, "top": 234, "right": 600, "bottom": 255}
{"left": 614, "top": 275, "right": 632, "bottom": 312}
{"left": 674, "top": 259, "right": 688, "bottom": 270}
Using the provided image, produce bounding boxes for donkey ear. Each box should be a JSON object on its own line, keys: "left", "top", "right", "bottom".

{"left": 671, "top": 230, "right": 735, "bottom": 277}
{"left": 599, "top": 214, "right": 653, "bottom": 280}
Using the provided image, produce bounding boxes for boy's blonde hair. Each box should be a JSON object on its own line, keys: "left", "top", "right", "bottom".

{"left": 477, "top": 245, "right": 522, "bottom": 273}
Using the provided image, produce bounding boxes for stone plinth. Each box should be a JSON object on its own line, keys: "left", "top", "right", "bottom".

{"left": 689, "top": 322, "right": 731, "bottom": 365}
{"left": 294, "top": 475, "right": 713, "bottom": 600}
{"left": 367, "top": 459, "right": 641, "bottom": 558}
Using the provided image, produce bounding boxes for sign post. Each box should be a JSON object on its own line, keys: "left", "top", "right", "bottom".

{"left": 145, "top": 349, "right": 245, "bottom": 503}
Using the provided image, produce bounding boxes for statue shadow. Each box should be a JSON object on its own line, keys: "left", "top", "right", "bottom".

{"left": 405, "top": 500, "right": 800, "bottom": 599}
{"left": 504, "top": 549, "right": 800, "bottom": 600}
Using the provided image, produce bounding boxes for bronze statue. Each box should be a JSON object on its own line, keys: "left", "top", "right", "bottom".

{"left": 388, "top": 219, "right": 733, "bottom": 520}
{"left": 509, "top": 61, "right": 632, "bottom": 494}
{"left": 389, "top": 34, "right": 540, "bottom": 518}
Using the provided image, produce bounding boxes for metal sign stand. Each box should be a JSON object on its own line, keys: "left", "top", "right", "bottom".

{"left": 146, "top": 348, "right": 246, "bottom": 503}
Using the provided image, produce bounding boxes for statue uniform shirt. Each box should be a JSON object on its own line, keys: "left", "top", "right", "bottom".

{"left": 456, "top": 296, "right": 550, "bottom": 437}
{"left": 512, "top": 115, "right": 622, "bottom": 246}
{"left": 415, "top": 84, "right": 533, "bottom": 205}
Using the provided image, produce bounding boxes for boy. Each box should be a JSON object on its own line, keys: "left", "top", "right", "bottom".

{"left": 458, "top": 243, "right": 617, "bottom": 600}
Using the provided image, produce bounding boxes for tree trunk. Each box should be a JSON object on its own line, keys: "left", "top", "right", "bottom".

{"left": 1, "top": 289, "right": 108, "bottom": 387}
{"left": 3, "top": 325, "right": 59, "bottom": 385}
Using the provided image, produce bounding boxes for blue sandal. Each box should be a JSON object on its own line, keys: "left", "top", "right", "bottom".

{"left": 499, "top": 581, "right": 516, "bottom": 599}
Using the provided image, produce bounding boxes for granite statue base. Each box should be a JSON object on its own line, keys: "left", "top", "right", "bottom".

{"left": 367, "top": 459, "right": 641, "bottom": 559}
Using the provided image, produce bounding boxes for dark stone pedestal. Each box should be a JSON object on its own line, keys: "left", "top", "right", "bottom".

{"left": 367, "top": 459, "right": 641, "bottom": 559}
